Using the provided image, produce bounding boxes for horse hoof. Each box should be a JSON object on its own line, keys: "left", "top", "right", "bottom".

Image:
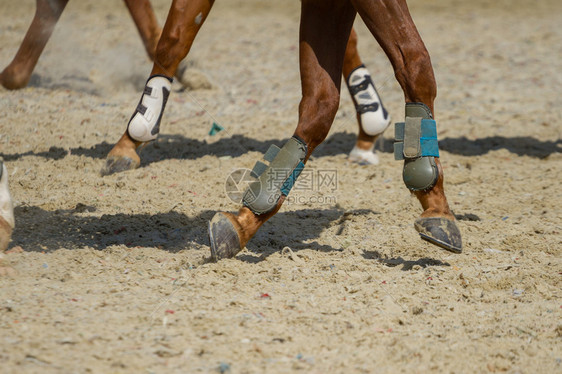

{"left": 100, "top": 156, "right": 139, "bottom": 176}
{"left": 414, "top": 217, "right": 462, "bottom": 254}
{"left": 208, "top": 213, "right": 241, "bottom": 261}
{"left": 176, "top": 60, "right": 213, "bottom": 90}
{"left": 348, "top": 145, "right": 379, "bottom": 166}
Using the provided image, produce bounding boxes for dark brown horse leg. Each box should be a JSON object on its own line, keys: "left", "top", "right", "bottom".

{"left": 343, "top": 28, "right": 390, "bottom": 165}
{"left": 208, "top": 0, "right": 357, "bottom": 260}
{"left": 351, "top": 0, "right": 461, "bottom": 252}
{"left": 102, "top": 0, "right": 215, "bottom": 176}
{"left": 0, "top": 0, "right": 69, "bottom": 90}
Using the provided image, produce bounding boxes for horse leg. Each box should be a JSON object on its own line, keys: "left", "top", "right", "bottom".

{"left": 208, "top": 0, "right": 357, "bottom": 260}
{"left": 123, "top": 0, "right": 211, "bottom": 87}
{"left": 343, "top": 27, "right": 390, "bottom": 165}
{"left": 123, "top": 0, "right": 161, "bottom": 61}
{"left": 0, "top": 161, "right": 14, "bottom": 252}
{"left": 0, "top": 0, "right": 69, "bottom": 90}
{"left": 101, "top": 0, "right": 215, "bottom": 176}
{"left": 351, "top": 0, "right": 462, "bottom": 252}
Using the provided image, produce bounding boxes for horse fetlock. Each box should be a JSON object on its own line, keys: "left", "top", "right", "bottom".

{"left": 348, "top": 144, "right": 379, "bottom": 165}
{"left": 243, "top": 137, "right": 308, "bottom": 215}
{"left": 394, "top": 102, "right": 440, "bottom": 191}
{"left": 176, "top": 63, "right": 213, "bottom": 90}
{"left": 127, "top": 75, "right": 172, "bottom": 142}
{"left": 419, "top": 206, "right": 454, "bottom": 221}
{"left": 347, "top": 64, "right": 390, "bottom": 136}
{"left": 101, "top": 156, "right": 140, "bottom": 177}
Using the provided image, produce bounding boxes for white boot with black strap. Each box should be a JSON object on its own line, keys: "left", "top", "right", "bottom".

{"left": 346, "top": 64, "right": 391, "bottom": 165}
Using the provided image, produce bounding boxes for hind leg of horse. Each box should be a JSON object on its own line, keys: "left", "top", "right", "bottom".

{"left": 0, "top": 0, "right": 69, "bottom": 90}
{"left": 123, "top": 0, "right": 162, "bottom": 61}
{"left": 208, "top": 0, "right": 356, "bottom": 260}
{"left": 343, "top": 28, "right": 391, "bottom": 165}
{"left": 352, "top": 0, "right": 461, "bottom": 252}
{"left": 102, "top": 0, "right": 214, "bottom": 176}
{"left": 124, "top": 0, "right": 210, "bottom": 86}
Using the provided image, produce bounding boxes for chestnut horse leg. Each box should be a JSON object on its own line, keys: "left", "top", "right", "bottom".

{"left": 124, "top": 0, "right": 201, "bottom": 84}
{"left": 101, "top": 0, "right": 215, "bottom": 176}
{"left": 0, "top": 0, "right": 69, "bottom": 90}
{"left": 0, "top": 0, "right": 189, "bottom": 90}
{"left": 208, "top": 0, "right": 357, "bottom": 259}
{"left": 343, "top": 28, "right": 390, "bottom": 165}
{"left": 123, "top": 0, "right": 162, "bottom": 61}
{"left": 351, "top": 0, "right": 461, "bottom": 251}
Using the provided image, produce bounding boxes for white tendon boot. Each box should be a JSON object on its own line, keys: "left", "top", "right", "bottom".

{"left": 0, "top": 161, "right": 14, "bottom": 252}
{"left": 127, "top": 75, "right": 173, "bottom": 142}
{"left": 346, "top": 65, "right": 391, "bottom": 165}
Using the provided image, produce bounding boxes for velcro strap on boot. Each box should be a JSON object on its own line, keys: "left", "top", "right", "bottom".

{"left": 395, "top": 103, "right": 440, "bottom": 191}
{"left": 251, "top": 161, "right": 268, "bottom": 178}
{"left": 347, "top": 79, "right": 370, "bottom": 96}
{"left": 243, "top": 137, "right": 307, "bottom": 215}
{"left": 347, "top": 65, "right": 381, "bottom": 115}
{"left": 250, "top": 144, "right": 281, "bottom": 178}
{"left": 280, "top": 161, "right": 305, "bottom": 196}
{"left": 404, "top": 117, "right": 422, "bottom": 158}
{"left": 263, "top": 144, "right": 281, "bottom": 162}
{"left": 356, "top": 103, "right": 380, "bottom": 114}
{"left": 394, "top": 119, "right": 439, "bottom": 160}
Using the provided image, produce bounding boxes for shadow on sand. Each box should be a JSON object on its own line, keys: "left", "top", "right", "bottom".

{"left": 362, "top": 250, "right": 450, "bottom": 271}
{"left": 2, "top": 133, "right": 559, "bottom": 165}
{"left": 11, "top": 205, "right": 376, "bottom": 257}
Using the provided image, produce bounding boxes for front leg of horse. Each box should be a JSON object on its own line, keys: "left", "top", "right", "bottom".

{"left": 0, "top": 0, "right": 69, "bottom": 90}
{"left": 343, "top": 28, "right": 390, "bottom": 166}
{"left": 396, "top": 103, "right": 461, "bottom": 252}
{"left": 352, "top": 0, "right": 462, "bottom": 252}
{"left": 102, "top": 0, "right": 214, "bottom": 176}
{"left": 209, "top": 112, "right": 337, "bottom": 260}
{"left": 209, "top": 0, "right": 356, "bottom": 260}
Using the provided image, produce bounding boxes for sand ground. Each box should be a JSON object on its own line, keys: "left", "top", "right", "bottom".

{"left": 0, "top": 0, "right": 560, "bottom": 372}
